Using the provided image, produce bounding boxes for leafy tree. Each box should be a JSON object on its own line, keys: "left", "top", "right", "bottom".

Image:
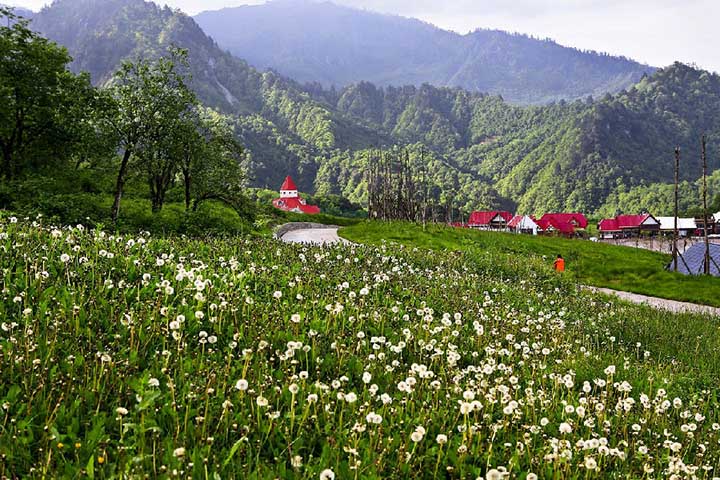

{"left": 0, "top": 7, "right": 98, "bottom": 178}
{"left": 189, "top": 108, "right": 249, "bottom": 217}
{"left": 104, "top": 48, "right": 196, "bottom": 221}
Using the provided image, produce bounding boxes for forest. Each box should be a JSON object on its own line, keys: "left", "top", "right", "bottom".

{"left": 0, "top": 8, "right": 254, "bottom": 231}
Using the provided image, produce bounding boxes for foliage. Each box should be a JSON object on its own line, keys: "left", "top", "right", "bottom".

{"left": 2, "top": 216, "right": 720, "bottom": 477}
{"left": 0, "top": 7, "right": 102, "bottom": 178}
{"left": 340, "top": 221, "right": 720, "bottom": 307}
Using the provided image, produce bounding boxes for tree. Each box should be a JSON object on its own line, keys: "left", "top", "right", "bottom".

{"left": 189, "top": 108, "right": 249, "bottom": 217}
{"left": 0, "top": 7, "right": 97, "bottom": 178}
{"left": 104, "top": 48, "right": 196, "bottom": 221}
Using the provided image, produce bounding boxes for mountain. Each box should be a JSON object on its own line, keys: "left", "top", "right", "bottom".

{"left": 2, "top": 5, "right": 34, "bottom": 20}
{"left": 27, "top": 0, "right": 720, "bottom": 215}
{"left": 30, "top": 0, "right": 382, "bottom": 191}
{"left": 195, "top": 0, "right": 655, "bottom": 105}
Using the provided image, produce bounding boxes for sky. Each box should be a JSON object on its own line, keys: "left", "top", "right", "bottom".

{"left": 9, "top": 0, "right": 720, "bottom": 72}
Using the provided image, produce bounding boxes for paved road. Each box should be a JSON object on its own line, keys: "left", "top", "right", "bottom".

{"left": 280, "top": 227, "right": 350, "bottom": 245}
{"left": 585, "top": 286, "right": 720, "bottom": 317}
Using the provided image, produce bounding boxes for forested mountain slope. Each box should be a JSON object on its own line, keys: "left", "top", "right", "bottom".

{"left": 29, "top": 0, "right": 381, "bottom": 191}
{"left": 26, "top": 0, "right": 720, "bottom": 214}
{"left": 195, "top": 0, "right": 654, "bottom": 105}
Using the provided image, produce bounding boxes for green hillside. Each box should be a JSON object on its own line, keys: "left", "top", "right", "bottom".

{"left": 339, "top": 222, "right": 720, "bottom": 307}
{"left": 25, "top": 0, "right": 720, "bottom": 214}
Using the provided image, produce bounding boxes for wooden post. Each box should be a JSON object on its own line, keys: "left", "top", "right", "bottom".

{"left": 673, "top": 147, "right": 680, "bottom": 271}
{"left": 702, "top": 135, "right": 711, "bottom": 275}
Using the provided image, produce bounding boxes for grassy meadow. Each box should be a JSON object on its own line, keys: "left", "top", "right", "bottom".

{"left": 2, "top": 214, "right": 720, "bottom": 478}
{"left": 339, "top": 222, "right": 720, "bottom": 308}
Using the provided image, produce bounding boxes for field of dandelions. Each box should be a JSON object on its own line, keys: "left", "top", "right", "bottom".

{"left": 2, "top": 215, "right": 720, "bottom": 479}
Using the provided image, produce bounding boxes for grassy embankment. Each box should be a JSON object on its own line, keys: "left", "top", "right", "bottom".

{"left": 339, "top": 221, "right": 720, "bottom": 307}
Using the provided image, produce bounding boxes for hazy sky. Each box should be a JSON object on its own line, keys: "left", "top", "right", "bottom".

{"left": 10, "top": 0, "right": 720, "bottom": 72}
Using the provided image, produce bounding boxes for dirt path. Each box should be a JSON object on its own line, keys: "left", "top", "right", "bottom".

{"left": 585, "top": 286, "right": 720, "bottom": 317}
{"left": 279, "top": 227, "right": 350, "bottom": 245}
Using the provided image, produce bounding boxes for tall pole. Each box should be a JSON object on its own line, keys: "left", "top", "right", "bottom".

{"left": 702, "top": 135, "right": 711, "bottom": 275}
{"left": 673, "top": 147, "right": 680, "bottom": 271}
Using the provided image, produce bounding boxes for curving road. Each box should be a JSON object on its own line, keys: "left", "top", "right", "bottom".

{"left": 279, "top": 227, "right": 350, "bottom": 245}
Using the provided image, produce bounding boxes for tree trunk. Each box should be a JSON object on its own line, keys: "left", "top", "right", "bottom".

{"left": 111, "top": 148, "right": 132, "bottom": 223}
{"left": 183, "top": 167, "right": 191, "bottom": 211}
{"left": 0, "top": 144, "right": 12, "bottom": 180}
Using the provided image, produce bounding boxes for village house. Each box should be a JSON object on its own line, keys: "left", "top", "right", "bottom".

{"left": 272, "top": 176, "right": 320, "bottom": 214}
{"left": 656, "top": 217, "right": 697, "bottom": 237}
{"left": 508, "top": 215, "right": 540, "bottom": 235}
{"left": 467, "top": 211, "right": 513, "bottom": 230}
{"left": 598, "top": 213, "right": 660, "bottom": 239}
{"left": 536, "top": 213, "right": 588, "bottom": 237}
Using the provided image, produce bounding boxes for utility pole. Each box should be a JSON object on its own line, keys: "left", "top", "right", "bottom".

{"left": 702, "top": 135, "right": 711, "bottom": 275}
{"left": 673, "top": 147, "right": 680, "bottom": 271}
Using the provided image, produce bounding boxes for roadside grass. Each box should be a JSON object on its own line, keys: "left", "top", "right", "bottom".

{"left": 339, "top": 221, "right": 720, "bottom": 307}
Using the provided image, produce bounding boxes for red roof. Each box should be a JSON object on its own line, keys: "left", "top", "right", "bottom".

{"left": 280, "top": 176, "right": 298, "bottom": 191}
{"left": 539, "top": 213, "right": 588, "bottom": 229}
{"left": 468, "top": 211, "right": 513, "bottom": 226}
{"left": 272, "top": 197, "right": 320, "bottom": 214}
{"left": 599, "top": 214, "right": 657, "bottom": 231}
{"left": 536, "top": 217, "right": 575, "bottom": 234}
{"left": 598, "top": 218, "right": 620, "bottom": 232}
{"left": 507, "top": 215, "right": 523, "bottom": 228}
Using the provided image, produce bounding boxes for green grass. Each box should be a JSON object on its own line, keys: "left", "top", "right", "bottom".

{"left": 3, "top": 216, "right": 720, "bottom": 478}
{"left": 339, "top": 221, "right": 720, "bottom": 307}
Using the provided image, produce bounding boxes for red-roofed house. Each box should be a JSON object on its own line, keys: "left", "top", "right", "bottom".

{"left": 508, "top": 215, "right": 540, "bottom": 235}
{"left": 467, "top": 211, "right": 513, "bottom": 230}
{"left": 535, "top": 213, "right": 588, "bottom": 236}
{"left": 598, "top": 213, "right": 660, "bottom": 238}
{"left": 536, "top": 217, "right": 575, "bottom": 236}
{"left": 539, "top": 213, "right": 589, "bottom": 230}
{"left": 272, "top": 176, "right": 321, "bottom": 214}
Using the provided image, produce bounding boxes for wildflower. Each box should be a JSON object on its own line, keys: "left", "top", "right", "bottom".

{"left": 148, "top": 378, "right": 160, "bottom": 387}
{"left": 319, "top": 469, "right": 335, "bottom": 480}
{"left": 486, "top": 469, "right": 503, "bottom": 480}
{"left": 291, "top": 314, "right": 301, "bottom": 323}
{"left": 291, "top": 455, "right": 302, "bottom": 468}
{"left": 273, "top": 291, "right": 282, "bottom": 299}
{"left": 235, "top": 379, "right": 249, "bottom": 391}
{"left": 436, "top": 434, "right": 448, "bottom": 445}
{"left": 559, "top": 422, "right": 572, "bottom": 434}
{"left": 173, "top": 447, "right": 185, "bottom": 458}
{"left": 116, "top": 407, "right": 128, "bottom": 416}
{"left": 256, "top": 396, "right": 269, "bottom": 407}
{"left": 584, "top": 457, "right": 597, "bottom": 470}
{"left": 604, "top": 365, "right": 616, "bottom": 376}
{"left": 366, "top": 412, "right": 382, "bottom": 424}
{"left": 60, "top": 253, "right": 70, "bottom": 263}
